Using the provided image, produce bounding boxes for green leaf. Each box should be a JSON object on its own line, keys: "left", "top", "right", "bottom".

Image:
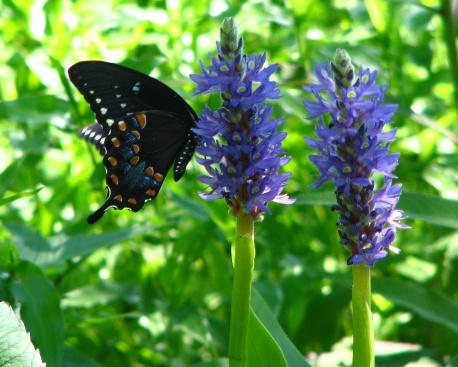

{"left": 251, "top": 289, "right": 311, "bottom": 367}
{"left": 284, "top": 0, "right": 312, "bottom": 17}
{"left": 247, "top": 306, "right": 287, "bottom": 367}
{"left": 296, "top": 191, "right": 458, "bottom": 229}
{"left": 62, "top": 346, "right": 102, "bottom": 367}
{"left": 0, "top": 301, "right": 45, "bottom": 367}
{"left": 373, "top": 277, "right": 458, "bottom": 334}
{"left": 62, "top": 282, "right": 136, "bottom": 308}
{"left": 0, "top": 160, "right": 23, "bottom": 197}
{"left": 190, "top": 359, "right": 228, "bottom": 367}
{"left": 6, "top": 224, "right": 159, "bottom": 268}
{"left": 295, "top": 191, "right": 335, "bottom": 206}
{"left": 0, "top": 187, "right": 42, "bottom": 206}
{"left": 448, "top": 354, "right": 458, "bottom": 367}
{"left": 398, "top": 192, "right": 458, "bottom": 229}
{"left": 0, "top": 225, "right": 19, "bottom": 269}
{"left": 364, "top": 0, "right": 388, "bottom": 33}
{"left": 171, "top": 192, "right": 210, "bottom": 220}
{"left": 0, "top": 95, "right": 68, "bottom": 125}
{"left": 11, "top": 261, "right": 64, "bottom": 367}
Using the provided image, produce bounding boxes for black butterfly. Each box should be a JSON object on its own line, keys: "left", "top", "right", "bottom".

{"left": 68, "top": 61, "right": 197, "bottom": 224}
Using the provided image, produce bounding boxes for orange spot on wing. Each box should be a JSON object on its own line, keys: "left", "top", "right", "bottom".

{"left": 154, "top": 173, "right": 164, "bottom": 182}
{"left": 132, "top": 144, "right": 140, "bottom": 153}
{"left": 114, "top": 194, "right": 123, "bottom": 202}
{"left": 130, "top": 156, "right": 140, "bottom": 165}
{"left": 131, "top": 130, "right": 141, "bottom": 139}
{"left": 111, "top": 137, "right": 120, "bottom": 148}
{"left": 110, "top": 174, "right": 119, "bottom": 185}
{"left": 135, "top": 113, "right": 147, "bottom": 129}
{"left": 128, "top": 198, "right": 137, "bottom": 205}
{"left": 146, "top": 188, "right": 156, "bottom": 197}
{"left": 108, "top": 156, "right": 118, "bottom": 166}
{"left": 118, "top": 120, "right": 127, "bottom": 131}
{"left": 145, "top": 166, "right": 154, "bottom": 177}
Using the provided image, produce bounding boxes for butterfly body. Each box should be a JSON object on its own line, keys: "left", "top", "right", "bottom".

{"left": 68, "top": 61, "right": 197, "bottom": 223}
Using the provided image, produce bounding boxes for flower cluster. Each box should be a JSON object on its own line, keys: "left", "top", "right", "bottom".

{"left": 191, "top": 18, "right": 293, "bottom": 217}
{"left": 305, "top": 49, "right": 407, "bottom": 266}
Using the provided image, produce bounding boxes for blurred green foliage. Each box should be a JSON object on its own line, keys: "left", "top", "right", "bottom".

{"left": 0, "top": 0, "right": 457, "bottom": 366}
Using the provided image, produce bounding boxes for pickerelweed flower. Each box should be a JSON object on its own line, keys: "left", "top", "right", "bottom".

{"left": 305, "top": 49, "right": 408, "bottom": 267}
{"left": 190, "top": 18, "right": 293, "bottom": 218}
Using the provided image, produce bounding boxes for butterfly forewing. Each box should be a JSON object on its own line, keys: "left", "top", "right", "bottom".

{"left": 68, "top": 61, "right": 197, "bottom": 132}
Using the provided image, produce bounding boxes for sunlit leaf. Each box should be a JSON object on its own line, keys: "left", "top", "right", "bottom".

{"left": 0, "top": 188, "right": 42, "bottom": 207}
{"left": 251, "top": 289, "right": 311, "bottom": 367}
{"left": 11, "top": 262, "right": 64, "bottom": 367}
{"left": 0, "top": 95, "right": 68, "bottom": 125}
{"left": 0, "top": 160, "right": 23, "bottom": 196}
{"left": 373, "top": 277, "right": 458, "bottom": 334}
{"left": 247, "top": 306, "right": 287, "bottom": 367}
{"left": 0, "top": 301, "right": 45, "bottom": 367}
{"left": 364, "top": 0, "right": 388, "bottom": 33}
{"left": 6, "top": 223, "right": 162, "bottom": 268}
{"left": 62, "top": 347, "right": 102, "bottom": 367}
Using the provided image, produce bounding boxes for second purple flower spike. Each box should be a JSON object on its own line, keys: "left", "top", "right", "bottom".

{"left": 191, "top": 18, "right": 293, "bottom": 218}
{"left": 305, "top": 49, "right": 408, "bottom": 267}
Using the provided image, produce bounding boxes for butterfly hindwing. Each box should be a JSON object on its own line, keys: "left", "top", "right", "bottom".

{"left": 68, "top": 61, "right": 198, "bottom": 223}
{"left": 87, "top": 111, "right": 191, "bottom": 224}
{"left": 173, "top": 131, "right": 197, "bottom": 181}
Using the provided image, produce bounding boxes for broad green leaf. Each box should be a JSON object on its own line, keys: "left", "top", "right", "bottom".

{"left": 171, "top": 192, "right": 210, "bottom": 220}
{"left": 394, "top": 256, "right": 436, "bottom": 283}
{"left": 190, "top": 360, "right": 228, "bottom": 367}
{"left": 6, "top": 224, "right": 160, "bottom": 268}
{"left": 448, "top": 354, "right": 458, "bottom": 366}
{"left": 364, "top": 0, "right": 388, "bottom": 33}
{"left": 62, "top": 282, "right": 137, "bottom": 308}
{"left": 376, "top": 348, "right": 444, "bottom": 367}
{"left": 0, "top": 95, "right": 68, "bottom": 125}
{"left": 295, "top": 191, "right": 335, "bottom": 206}
{"left": 0, "top": 225, "right": 19, "bottom": 269}
{"left": 284, "top": 0, "right": 312, "bottom": 17}
{"left": 0, "top": 187, "right": 42, "bottom": 206}
{"left": 399, "top": 192, "right": 458, "bottom": 229}
{"left": 4, "top": 224, "right": 52, "bottom": 267}
{"left": 0, "top": 160, "right": 23, "bottom": 196}
{"left": 373, "top": 277, "right": 458, "bottom": 334}
{"left": 247, "top": 306, "right": 287, "bottom": 367}
{"left": 251, "top": 289, "right": 311, "bottom": 367}
{"left": 62, "top": 346, "right": 102, "bottom": 367}
{"left": 296, "top": 191, "right": 458, "bottom": 228}
{"left": 12, "top": 261, "right": 64, "bottom": 367}
{"left": 0, "top": 301, "right": 45, "bottom": 367}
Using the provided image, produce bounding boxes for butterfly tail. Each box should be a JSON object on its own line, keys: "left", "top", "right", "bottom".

{"left": 87, "top": 201, "right": 112, "bottom": 224}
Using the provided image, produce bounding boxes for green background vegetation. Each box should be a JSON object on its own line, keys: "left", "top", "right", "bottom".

{"left": 1, "top": 0, "right": 457, "bottom": 366}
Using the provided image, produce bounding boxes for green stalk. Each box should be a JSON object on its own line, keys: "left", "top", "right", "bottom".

{"left": 441, "top": 0, "right": 458, "bottom": 111}
{"left": 352, "top": 264, "right": 374, "bottom": 367}
{"left": 228, "top": 211, "right": 255, "bottom": 367}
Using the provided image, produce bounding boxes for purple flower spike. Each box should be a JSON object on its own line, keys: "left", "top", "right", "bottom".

{"left": 305, "top": 49, "right": 408, "bottom": 267}
{"left": 191, "top": 18, "right": 293, "bottom": 218}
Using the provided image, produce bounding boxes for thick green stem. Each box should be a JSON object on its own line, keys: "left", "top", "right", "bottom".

{"left": 228, "top": 211, "right": 255, "bottom": 367}
{"left": 352, "top": 264, "right": 374, "bottom": 367}
{"left": 441, "top": 0, "right": 458, "bottom": 111}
